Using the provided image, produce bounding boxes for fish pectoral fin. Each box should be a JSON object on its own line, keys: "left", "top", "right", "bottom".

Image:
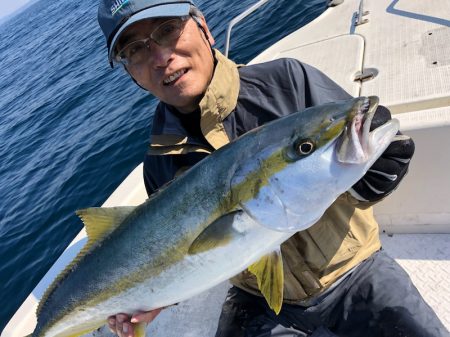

{"left": 188, "top": 210, "right": 244, "bottom": 254}
{"left": 133, "top": 322, "right": 147, "bottom": 337}
{"left": 76, "top": 206, "right": 136, "bottom": 244}
{"left": 248, "top": 248, "right": 284, "bottom": 315}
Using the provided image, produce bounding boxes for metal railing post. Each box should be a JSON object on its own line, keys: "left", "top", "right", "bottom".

{"left": 224, "top": 0, "right": 270, "bottom": 57}
{"left": 355, "top": 0, "right": 369, "bottom": 26}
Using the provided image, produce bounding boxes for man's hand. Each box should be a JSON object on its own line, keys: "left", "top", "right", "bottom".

{"left": 107, "top": 309, "right": 163, "bottom": 337}
{"left": 350, "top": 105, "right": 415, "bottom": 202}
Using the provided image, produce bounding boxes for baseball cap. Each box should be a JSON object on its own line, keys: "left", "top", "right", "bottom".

{"left": 98, "top": 0, "right": 196, "bottom": 64}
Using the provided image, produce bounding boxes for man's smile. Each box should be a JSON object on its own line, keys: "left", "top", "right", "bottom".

{"left": 163, "top": 69, "right": 188, "bottom": 86}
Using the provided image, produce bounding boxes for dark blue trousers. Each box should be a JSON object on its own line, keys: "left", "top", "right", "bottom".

{"left": 215, "top": 250, "right": 448, "bottom": 337}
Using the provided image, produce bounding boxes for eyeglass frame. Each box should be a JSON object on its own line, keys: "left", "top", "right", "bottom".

{"left": 112, "top": 15, "right": 203, "bottom": 68}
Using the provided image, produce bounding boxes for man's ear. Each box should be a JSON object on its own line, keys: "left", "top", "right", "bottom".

{"left": 198, "top": 16, "right": 215, "bottom": 46}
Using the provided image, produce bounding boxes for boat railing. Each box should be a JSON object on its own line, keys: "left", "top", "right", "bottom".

{"left": 224, "top": 0, "right": 270, "bottom": 57}
{"left": 355, "top": 0, "right": 368, "bottom": 26}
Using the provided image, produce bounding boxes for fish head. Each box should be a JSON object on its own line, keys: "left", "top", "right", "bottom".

{"left": 284, "top": 96, "right": 398, "bottom": 165}
{"left": 235, "top": 96, "right": 399, "bottom": 232}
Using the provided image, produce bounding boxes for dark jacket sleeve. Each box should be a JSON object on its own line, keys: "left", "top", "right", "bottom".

{"left": 225, "top": 58, "right": 352, "bottom": 139}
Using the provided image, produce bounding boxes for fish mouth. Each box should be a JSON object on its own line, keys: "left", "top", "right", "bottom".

{"left": 337, "top": 96, "right": 394, "bottom": 164}
{"left": 353, "top": 95, "right": 379, "bottom": 151}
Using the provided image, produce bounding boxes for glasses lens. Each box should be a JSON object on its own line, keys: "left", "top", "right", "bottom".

{"left": 151, "top": 18, "right": 185, "bottom": 45}
{"left": 116, "top": 40, "right": 149, "bottom": 66}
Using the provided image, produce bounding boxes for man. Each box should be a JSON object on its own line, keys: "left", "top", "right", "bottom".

{"left": 97, "top": 1, "right": 447, "bottom": 336}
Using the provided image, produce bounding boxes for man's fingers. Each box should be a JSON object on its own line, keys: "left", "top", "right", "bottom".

{"left": 116, "top": 314, "right": 125, "bottom": 337}
{"left": 370, "top": 105, "right": 391, "bottom": 130}
{"left": 123, "top": 322, "right": 133, "bottom": 337}
{"left": 116, "top": 314, "right": 130, "bottom": 337}
{"left": 369, "top": 157, "right": 403, "bottom": 177}
{"left": 107, "top": 310, "right": 163, "bottom": 337}
{"left": 108, "top": 317, "right": 116, "bottom": 334}
{"left": 383, "top": 136, "right": 415, "bottom": 159}
{"left": 107, "top": 313, "right": 131, "bottom": 337}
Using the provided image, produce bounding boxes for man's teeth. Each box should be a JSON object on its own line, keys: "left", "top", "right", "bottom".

{"left": 164, "top": 70, "right": 185, "bottom": 84}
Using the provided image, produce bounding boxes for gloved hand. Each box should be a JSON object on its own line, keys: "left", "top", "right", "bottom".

{"left": 349, "top": 105, "right": 415, "bottom": 202}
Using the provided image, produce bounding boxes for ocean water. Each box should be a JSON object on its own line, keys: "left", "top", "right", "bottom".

{"left": 0, "top": 0, "right": 327, "bottom": 331}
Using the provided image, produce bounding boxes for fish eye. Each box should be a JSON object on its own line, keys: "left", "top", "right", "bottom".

{"left": 295, "top": 139, "right": 315, "bottom": 156}
{"left": 284, "top": 138, "right": 316, "bottom": 162}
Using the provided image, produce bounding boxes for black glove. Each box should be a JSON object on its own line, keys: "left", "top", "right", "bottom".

{"left": 350, "top": 105, "right": 415, "bottom": 202}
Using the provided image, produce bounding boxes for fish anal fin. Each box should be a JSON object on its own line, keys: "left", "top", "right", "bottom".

{"left": 133, "top": 322, "right": 147, "bottom": 337}
{"left": 64, "top": 328, "right": 97, "bottom": 337}
{"left": 37, "top": 207, "right": 135, "bottom": 317}
{"left": 58, "top": 320, "right": 105, "bottom": 337}
{"left": 188, "top": 211, "right": 244, "bottom": 254}
{"left": 248, "top": 248, "right": 284, "bottom": 315}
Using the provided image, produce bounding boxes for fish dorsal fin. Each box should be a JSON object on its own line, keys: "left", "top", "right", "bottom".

{"left": 248, "top": 248, "right": 284, "bottom": 314}
{"left": 76, "top": 206, "right": 136, "bottom": 244}
{"left": 37, "top": 206, "right": 136, "bottom": 316}
{"left": 188, "top": 211, "right": 244, "bottom": 254}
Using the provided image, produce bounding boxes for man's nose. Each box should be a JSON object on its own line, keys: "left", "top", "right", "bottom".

{"left": 150, "top": 43, "right": 173, "bottom": 68}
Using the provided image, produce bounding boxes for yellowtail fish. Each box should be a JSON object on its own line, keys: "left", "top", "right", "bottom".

{"left": 30, "top": 96, "right": 398, "bottom": 337}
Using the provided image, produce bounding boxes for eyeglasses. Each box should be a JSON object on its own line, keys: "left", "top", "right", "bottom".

{"left": 113, "top": 16, "right": 189, "bottom": 68}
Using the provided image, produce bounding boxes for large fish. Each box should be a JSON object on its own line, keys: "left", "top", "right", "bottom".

{"left": 30, "top": 96, "right": 399, "bottom": 337}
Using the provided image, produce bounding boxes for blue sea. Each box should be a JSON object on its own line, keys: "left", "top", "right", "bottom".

{"left": 0, "top": 0, "right": 327, "bottom": 331}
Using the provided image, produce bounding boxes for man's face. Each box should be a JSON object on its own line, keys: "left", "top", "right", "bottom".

{"left": 116, "top": 16, "right": 215, "bottom": 113}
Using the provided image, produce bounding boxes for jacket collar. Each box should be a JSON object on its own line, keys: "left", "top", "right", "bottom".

{"left": 198, "top": 49, "right": 240, "bottom": 149}
{"left": 149, "top": 49, "right": 240, "bottom": 153}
